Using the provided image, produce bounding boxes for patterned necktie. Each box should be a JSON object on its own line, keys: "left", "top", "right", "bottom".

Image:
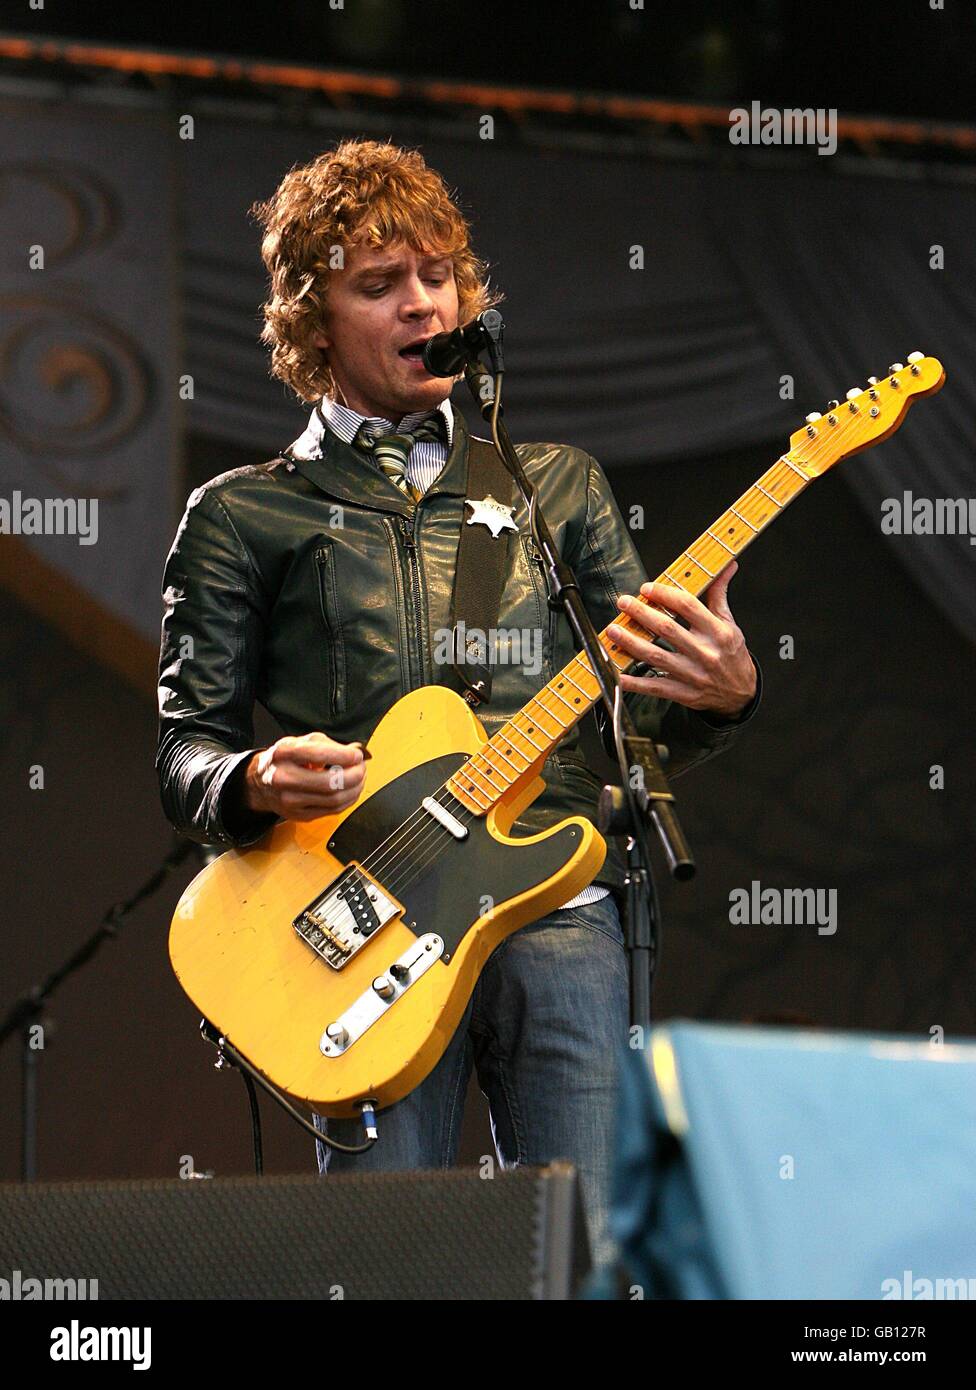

{"left": 352, "top": 411, "right": 449, "bottom": 503}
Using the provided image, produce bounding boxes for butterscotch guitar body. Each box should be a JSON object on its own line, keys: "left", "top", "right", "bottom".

{"left": 169, "top": 685, "right": 606, "bottom": 1117}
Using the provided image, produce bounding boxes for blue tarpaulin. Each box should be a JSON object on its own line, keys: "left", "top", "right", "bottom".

{"left": 593, "top": 1022, "right": 976, "bottom": 1300}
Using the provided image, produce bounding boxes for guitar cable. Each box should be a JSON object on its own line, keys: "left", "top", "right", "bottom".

{"left": 200, "top": 1018, "right": 378, "bottom": 1170}
{"left": 240, "top": 1067, "right": 264, "bottom": 1176}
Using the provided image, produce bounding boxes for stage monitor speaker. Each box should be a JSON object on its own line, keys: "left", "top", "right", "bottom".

{"left": 600, "top": 1022, "right": 976, "bottom": 1300}
{"left": 0, "top": 1163, "right": 589, "bottom": 1300}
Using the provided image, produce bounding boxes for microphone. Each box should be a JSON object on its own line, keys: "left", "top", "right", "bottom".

{"left": 422, "top": 311, "right": 503, "bottom": 376}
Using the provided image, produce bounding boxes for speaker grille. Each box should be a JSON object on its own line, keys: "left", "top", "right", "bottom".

{"left": 0, "top": 1166, "right": 587, "bottom": 1300}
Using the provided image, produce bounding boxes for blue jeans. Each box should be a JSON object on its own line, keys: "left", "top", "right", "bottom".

{"left": 313, "top": 893, "right": 630, "bottom": 1268}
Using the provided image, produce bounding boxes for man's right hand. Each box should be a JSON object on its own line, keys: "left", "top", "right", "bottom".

{"left": 242, "top": 732, "right": 367, "bottom": 820}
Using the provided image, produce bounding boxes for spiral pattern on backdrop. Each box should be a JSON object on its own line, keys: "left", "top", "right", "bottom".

{"left": 0, "top": 295, "right": 149, "bottom": 494}
{"left": 0, "top": 161, "right": 119, "bottom": 272}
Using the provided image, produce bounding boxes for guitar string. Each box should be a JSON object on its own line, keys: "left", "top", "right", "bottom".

{"left": 313, "top": 440, "right": 856, "bottom": 930}
{"left": 360, "top": 454, "right": 829, "bottom": 903}
{"left": 304, "top": 396, "right": 890, "bottom": 934}
{"left": 353, "top": 407, "right": 863, "bottom": 886}
{"left": 310, "top": 405, "right": 873, "bottom": 931}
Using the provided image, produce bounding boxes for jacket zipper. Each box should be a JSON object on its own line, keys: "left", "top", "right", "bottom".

{"left": 396, "top": 512, "right": 430, "bottom": 688}
{"left": 381, "top": 518, "right": 411, "bottom": 694}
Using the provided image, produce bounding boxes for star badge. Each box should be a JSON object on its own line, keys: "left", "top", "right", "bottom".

{"left": 464, "top": 494, "right": 518, "bottom": 539}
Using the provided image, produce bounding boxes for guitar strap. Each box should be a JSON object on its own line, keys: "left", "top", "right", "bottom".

{"left": 447, "top": 433, "right": 519, "bottom": 707}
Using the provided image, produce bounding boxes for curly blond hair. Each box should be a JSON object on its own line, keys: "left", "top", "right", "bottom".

{"left": 250, "top": 138, "right": 503, "bottom": 402}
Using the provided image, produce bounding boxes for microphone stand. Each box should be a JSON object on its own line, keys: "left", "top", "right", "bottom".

{"left": 0, "top": 837, "right": 197, "bottom": 1181}
{"left": 454, "top": 313, "right": 695, "bottom": 1041}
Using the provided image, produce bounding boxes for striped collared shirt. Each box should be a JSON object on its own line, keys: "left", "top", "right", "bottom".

{"left": 285, "top": 395, "right": 609, "bottom": 913}
{"left": 288, "top": 396, "right": 454, "bottom": 496}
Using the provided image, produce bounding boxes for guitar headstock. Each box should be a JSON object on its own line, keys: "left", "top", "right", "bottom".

{"left": 789, "top": 353, "right": 945, "bottom": 476}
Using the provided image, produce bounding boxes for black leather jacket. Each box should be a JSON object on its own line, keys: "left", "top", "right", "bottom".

{"left": 156, "top": 405, "right": 762, "bottom": 898}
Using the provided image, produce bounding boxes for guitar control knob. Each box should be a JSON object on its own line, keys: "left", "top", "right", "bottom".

{"left": 389, "top": 962, "right": 410, "bottom": 983}
{"left": 907, "top": 351, "right": 924, "bottom": 363}
{"left": 325, "top": 1022, "right": 348, "bottom": 1047}
{"left": 372, "top": 975, "right": 395, "bottom": 1000}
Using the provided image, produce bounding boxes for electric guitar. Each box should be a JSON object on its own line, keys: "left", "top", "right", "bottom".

{"left": 169, "top": 353, "right": 945, "bottom": 1116}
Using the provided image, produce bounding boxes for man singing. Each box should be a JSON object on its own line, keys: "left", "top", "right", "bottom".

{"left": 157, "top": 139, "right": 761, "bottom": 1265}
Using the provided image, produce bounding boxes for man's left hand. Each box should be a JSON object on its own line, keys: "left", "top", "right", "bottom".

{"left": 606, "top": 560, "right": 757, "bottom": 720}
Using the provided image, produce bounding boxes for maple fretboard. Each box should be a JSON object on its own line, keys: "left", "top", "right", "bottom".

{"left": 446, "top": 450, "right": 812, "bottom": 813}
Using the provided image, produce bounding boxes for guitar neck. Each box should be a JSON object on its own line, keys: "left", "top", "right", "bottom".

{"left": 446, "top": 448, "right": 813, "bottom": 813}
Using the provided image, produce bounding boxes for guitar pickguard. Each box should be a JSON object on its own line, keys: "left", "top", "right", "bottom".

{"left": 319, "top": 753, "right": 581, "bottom": 960}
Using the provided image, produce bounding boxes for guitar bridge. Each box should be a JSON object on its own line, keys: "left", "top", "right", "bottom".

{"left": 293, "top": 863, "right": 403, "bottom": 970}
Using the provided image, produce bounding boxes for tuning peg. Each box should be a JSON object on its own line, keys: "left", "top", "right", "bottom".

{"left": 845, "top": 387, "right": 862, "bottom": 399}
{"left": 805, "top": 411, "right": 822, "bottom": 422}
{"left": 888, "top": 363, "right": 904, "bottom": 374}
{"left": 867, "top": 376, "right": 879, "bottom": 385}
{"left": 827, "top": 399, "right": 840, "bottom": 410}
{"left": 907, "top": 351, "right": 924, "bottom": 363}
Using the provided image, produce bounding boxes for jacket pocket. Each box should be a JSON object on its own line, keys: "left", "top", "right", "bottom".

{"left": 315, "top": 542, "right": 347, "bottom": 715}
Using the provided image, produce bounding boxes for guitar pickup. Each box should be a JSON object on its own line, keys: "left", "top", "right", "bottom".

{"left": 294, "top": 863, "right": 403, "bottom": 970}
